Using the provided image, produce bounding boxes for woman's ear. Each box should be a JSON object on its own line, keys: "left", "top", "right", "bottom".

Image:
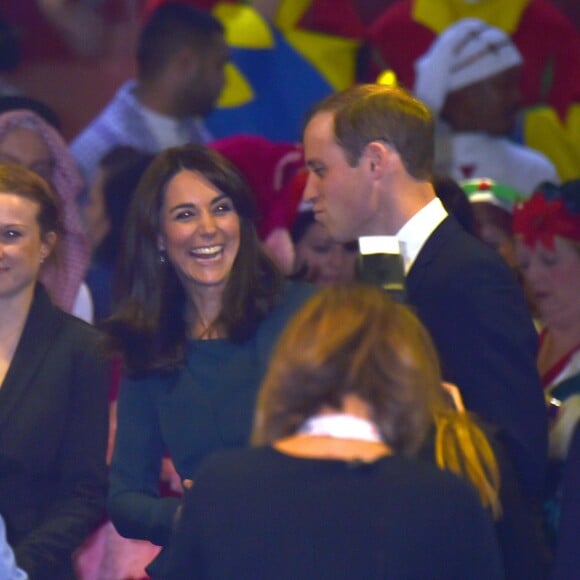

{"left": 157, "top": 233, "right": 166, "bottom": 252}
{"left": 40, "top": 231, "right": 57, "bottom": 263}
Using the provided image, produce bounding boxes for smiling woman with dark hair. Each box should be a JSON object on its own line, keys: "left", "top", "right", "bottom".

{"left": 104, "top": 144, "right": 312, "bottom": 574}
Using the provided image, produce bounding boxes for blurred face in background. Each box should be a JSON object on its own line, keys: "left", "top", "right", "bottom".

{"left": 294, "top": 220, "right": 358, "bottom": 286}
{"left": 515, "top": 236, "right": 580, "bottom": 327}
{"left": 443, "top": 66, "right": 522, "bottom": 136}
{"left": 176, "top": 34, "right": 228, "bottom": 118}
{"left": 0, "top": 192, "right": 55, "bottom": 301}
{"left": 0, "top": 128, "right": 55, "bottom": 185}
{"left": 471, "top": 202, "right": 515, "bottom": 268}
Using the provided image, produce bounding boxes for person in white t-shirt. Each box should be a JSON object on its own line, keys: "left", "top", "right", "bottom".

{"left": 71, "top": 3, "right": 228, "bottom": 187}
{"left": 414, "top": 18, "right": 559, "bottom": 195}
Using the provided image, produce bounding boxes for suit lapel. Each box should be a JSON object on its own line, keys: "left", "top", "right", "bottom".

{"left": 406, "top": 217, "right": 464, "bottom": 296}
{"left": 0, "top": 285, "right": 64, "bottom": 426}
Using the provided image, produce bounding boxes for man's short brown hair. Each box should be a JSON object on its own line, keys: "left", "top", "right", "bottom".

{"left": 305, "top": 84, "right": 434, "bottom": 180}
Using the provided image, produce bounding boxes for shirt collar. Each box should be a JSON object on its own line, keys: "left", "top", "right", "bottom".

{"left": 396, "top": 197, "right": 448, "bottom": 273}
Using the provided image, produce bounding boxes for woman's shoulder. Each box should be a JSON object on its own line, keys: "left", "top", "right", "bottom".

{"left": 255, "top": 280, "right": 315, "bottom": 341}
{"left": 193, "top": 446, "right": 478, "bottom": 495}
{"left": 387, "top": 454, "right": 483, "bottom": 493}
{"left": 271, "top": 280, "right": 316, "bottom": 318}
{"left": 30, "top": 284, "right": 100, "bottom": 342}
{"left": 58, "top": 310, "right": 102, "bottom": 343}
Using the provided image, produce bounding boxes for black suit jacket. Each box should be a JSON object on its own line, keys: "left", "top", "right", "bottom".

{"left": 406, "top": 217, "right": 547, "bottom": 497}
{"left": 0, "top": 284, "right": 109, "bottom": 579}
{"left": 552, "top": 423, "right": 580, "bottom": 580}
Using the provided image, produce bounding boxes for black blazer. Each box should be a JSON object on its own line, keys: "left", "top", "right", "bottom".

{"left": 552, "top": 423, "right": 580, "bottom": 580}
{"left": 0, "top": 284, "right": 109, "bottom": 579}
{"left": 406, "top": 217, "right": 548, "bottom": 497}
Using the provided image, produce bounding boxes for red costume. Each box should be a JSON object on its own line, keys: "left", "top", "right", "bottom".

{"left": 368, "top": 0, "right": 580, "bottom": 119}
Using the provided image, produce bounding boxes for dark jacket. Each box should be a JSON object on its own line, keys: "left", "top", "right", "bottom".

{"left": 407, "top": 216, "right": 548, "bottom": 497}
{"left": 0, "top": 284, "right": 109, "bottom": 579}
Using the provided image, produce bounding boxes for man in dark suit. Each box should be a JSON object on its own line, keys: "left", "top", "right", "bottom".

{"left": 302, "top": 83, "right": 547, "bottom": 497}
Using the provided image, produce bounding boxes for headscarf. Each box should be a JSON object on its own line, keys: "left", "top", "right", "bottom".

{"left": 0, "top": 110, "right": 90, "bottom": 312}
{"left": 414, "top": 18, "right": 522, "bottom": 115}
{"left": 512, "top": 180, "right": 580, "bottom": 249}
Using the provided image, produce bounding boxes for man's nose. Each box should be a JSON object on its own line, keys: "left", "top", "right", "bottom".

{"left": 302, "top": 173, "right": 318, "bottom": 204}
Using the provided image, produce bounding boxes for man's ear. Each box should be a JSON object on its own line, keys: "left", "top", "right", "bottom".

{"left": 363, "top": 141, "right": 391, "bottom": 177}
{"left": 366, "top": 140, "right": 405, "bottom": 178}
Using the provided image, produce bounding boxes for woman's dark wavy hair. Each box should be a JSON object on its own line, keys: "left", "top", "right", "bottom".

{"left": 103, "top": 144, "right": 284, "bottom": 377}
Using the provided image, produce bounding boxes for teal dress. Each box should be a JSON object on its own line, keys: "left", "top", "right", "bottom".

{"left": 108, "top": 282, "right": 314, "bottom": 550}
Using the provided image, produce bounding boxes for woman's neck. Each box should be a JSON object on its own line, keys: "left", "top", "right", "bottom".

{"left": 274, "top": 435, "right": 391, "bottom": 463}
{"left": 0, "top": 284, "right": 34, "bottom": 328}
{"left": 274, "top": 396, "right": 392, "bottom": 463}
{"left": 538, "top": 325, "right": 580, "bottom": 377}
{"left": 0, "top": 285, "right": 35, "bottom": 388}
{"left": 186, "top": 286, "right": 225, "bottom": 339}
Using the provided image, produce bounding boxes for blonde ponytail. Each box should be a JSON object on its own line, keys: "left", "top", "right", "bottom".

{"left": 434, "top": 410, "right": 502, "bottom": 520}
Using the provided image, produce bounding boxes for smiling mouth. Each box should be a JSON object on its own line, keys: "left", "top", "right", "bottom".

{"left": 189, "top": 245, "right": 224, "bottom": 260}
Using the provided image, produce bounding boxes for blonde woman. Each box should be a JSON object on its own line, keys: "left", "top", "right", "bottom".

{"left": 164, "top": 285, "right": 506, "bottom": 580}
{"left": 0, "top": 163, "right": 108, "bottom": 578}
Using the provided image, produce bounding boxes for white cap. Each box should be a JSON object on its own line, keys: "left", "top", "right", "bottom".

{"left": 414, "top": 18, "right": 522, "bottom": 114}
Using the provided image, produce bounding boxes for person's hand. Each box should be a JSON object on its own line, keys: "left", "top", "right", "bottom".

{"left": 160, "top": 457, "right": 183, "bottom": 494}
{"left": 441, "top": 381, "right": 465, "bottom": 412}
{"left": 173, "top": 480, "right": 194, "bottom": 529}
{"left": 262, "top": 228, "right": 295, "bottom": 276}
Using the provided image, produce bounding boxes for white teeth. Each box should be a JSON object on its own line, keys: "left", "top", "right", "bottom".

{"left": 191, "top": 245, "right": 222, "bottom": 256}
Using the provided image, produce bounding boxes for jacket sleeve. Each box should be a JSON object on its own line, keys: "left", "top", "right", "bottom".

{"left": 162, "top": 484, "right": 206, "bottom": 580}
{"left": 432, "top": 255, "right": 547, "bottom": 497}
{"left": 108, "top": 375, "right": 180, "bottom": 547}
{"left": 14, "top": 332, "right": 110, "bottom": 579}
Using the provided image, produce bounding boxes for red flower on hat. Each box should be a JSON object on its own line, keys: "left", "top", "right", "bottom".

{"left": 513, "top": 191, "right": 580, "bottom": 249}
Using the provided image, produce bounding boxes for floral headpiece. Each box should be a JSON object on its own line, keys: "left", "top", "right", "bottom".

{"left": 512, "top": 180, "right": 580, "bottom": 249}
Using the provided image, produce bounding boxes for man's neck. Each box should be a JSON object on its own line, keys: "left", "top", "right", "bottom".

{"left": 134, "top": 79, "right": 180, "bottom": 118}
{"left": 388, "top": 179, "right": 437, "bottom": 234}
